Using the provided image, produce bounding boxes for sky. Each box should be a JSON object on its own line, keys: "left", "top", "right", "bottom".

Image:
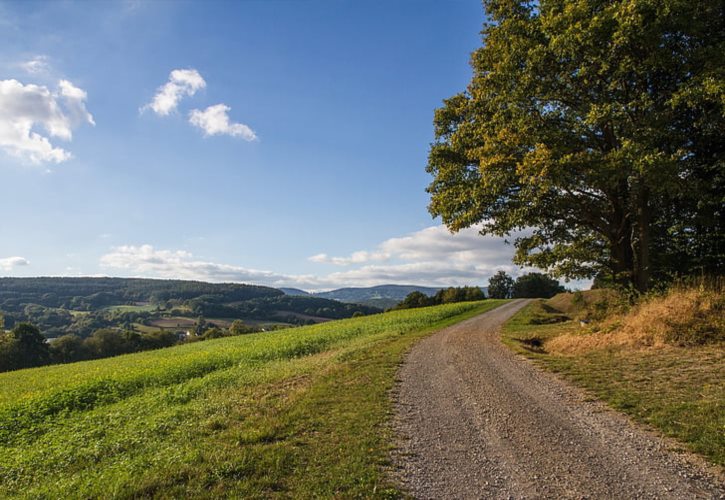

{"left": 0, "top": 0, "right": 571, "bottom": 291}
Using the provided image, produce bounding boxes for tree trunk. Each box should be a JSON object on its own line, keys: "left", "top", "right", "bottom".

{"left": 633, "top": 185, "right": 651, "bottom": 293}
{"left": 608, "top": 182, "right": 635, "bottom": 288}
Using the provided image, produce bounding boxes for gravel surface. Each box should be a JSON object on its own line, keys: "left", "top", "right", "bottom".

{"left": 391, "top": 300, "right": 724, "bottom": 499}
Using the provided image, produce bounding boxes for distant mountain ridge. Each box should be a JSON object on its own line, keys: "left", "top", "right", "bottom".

{"left": 314, "top": 285, "right": 441, "bottom": 301}
{"left": 282, "top": 284, "right": 445, "bottom": 310}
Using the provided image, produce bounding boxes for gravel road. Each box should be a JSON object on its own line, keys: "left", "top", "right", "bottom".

{"left": 392, "top": 300, "right": 724, "bottom": 499}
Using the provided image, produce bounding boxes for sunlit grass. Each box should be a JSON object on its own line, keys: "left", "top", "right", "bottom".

{"left": 0, "top": 300, "right": 506, "bottom": 497}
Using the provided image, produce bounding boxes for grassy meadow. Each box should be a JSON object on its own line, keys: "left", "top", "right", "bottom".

{"left": 503, "top": 291, "right": 724, "bottom": 465}
{"left": 0, "top": 300, "right": 506, "bottom": 498}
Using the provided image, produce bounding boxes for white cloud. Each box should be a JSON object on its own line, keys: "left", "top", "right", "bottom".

{"left": 0, "top": 256, "right": 29, "bottom": 271}
{"left": 310, "top": 225, "right": 515, "bottom": 267}
{"left": 100, "top": 245, "right": 305, "bottom": 286}
{"left": 0, "top": 78, "right": 94, "bottom": 164}
{"left": 99, "top": 226, "right": 532, "bottom": 292}
{"left": 309, "top": 250, "right": 389, "bottom": 266}
{"left": 143, "top": 68, "right": 206, "bottom": 116}
{"left": 314, "top": 225, "right": 526, "bottom": 288}
{"left": 188, "top": 104, "right": 257, "bottom": 140}
{"left": 20, "top": 55, "right": 50, "bottom": 75}
{"left": 58, "top": 80, "right": 95, "bottom": 127}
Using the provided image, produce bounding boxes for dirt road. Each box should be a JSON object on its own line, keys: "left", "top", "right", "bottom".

{"left": 392, "top": 300, "right": 724, "bottom": 499}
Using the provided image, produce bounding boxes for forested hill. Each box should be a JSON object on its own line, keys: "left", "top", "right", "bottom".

{"left": 0, "top": 277, "right": 282, "bottom": 311}
{"left": 0, "top": 277, "right": 379, "bottom": 340}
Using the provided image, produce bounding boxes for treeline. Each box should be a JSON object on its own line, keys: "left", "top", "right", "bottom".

{"left": 393, "top": 286, "right": 485, "bottom": 310}
{"left": 394, "top": 273, "right": 566, "bottom": 311}
{"left": 3, "top": 304, "right": 163, "bottom": 339}
{"left": 487, "top": 272, "right": 565, "bottom": 299}
{"left": 0, "top": 318, "right": 269, "bottom": 373}
{"left": 188, "top": 295, "right": 379, "bottom": 322}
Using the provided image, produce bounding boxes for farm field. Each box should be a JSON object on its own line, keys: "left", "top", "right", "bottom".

{"left": 0, "top": 300, "right": 506, "bottom": 497}
{"left": 147, "top": 316, "right": 230, "bottom": 329}
{"left": 145, "top": 317, "right": 284, "bottom": 331}
{"left": 103, "top": 303, "right": 159, "bottom": 313}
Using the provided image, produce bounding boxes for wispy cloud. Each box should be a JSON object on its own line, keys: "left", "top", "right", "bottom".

{"left": 0, "top": 78, "right": 94, "bottom": 164}
{"left": 311, "top": 225, "right": 526, "bottom": 288}
{"left": 99, "top": 225, "right": 533, "bottom": 291}
{"left": 309, "top": 250, "right": 389, "bottom": 266}
{"left": 310, "top": 225, "right": 516, "bottom": 267}
{"left": 100, "top": 244, "right": 312, "bottom": 287}
{"left": 142, "top": 68, "right": 206, "bottom": 116}
{"left": 0, "top": 256, "right": 29, "bottom": 271}
{"left": 189, "top": 104, "right": 257, "bottom": 140}
{"left": 20, "top": 55, "right": 50, "bottom": 75}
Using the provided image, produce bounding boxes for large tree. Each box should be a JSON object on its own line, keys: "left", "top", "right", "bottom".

{"left": 427, "top": 0, "right": 724, "bottom": 292}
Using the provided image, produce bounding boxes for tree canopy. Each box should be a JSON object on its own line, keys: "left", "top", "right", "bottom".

{"left": 427, "top": 0, "right": 724, "bottom": 292}
{"left": 488, "top": 271, "right": 515, "bottom": 298}
{"left": 0, "top": 323, "right": 51, "bottom": 372}
{"left": 394, "top": 286, "right": 486, "bottom": 310}
{"left": 512, "top": 272, "right": 566, "bottom": 298}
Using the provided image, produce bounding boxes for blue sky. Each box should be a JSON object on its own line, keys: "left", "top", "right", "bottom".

{"left": 0, "top": 0, "right": 550, "bottom": 291}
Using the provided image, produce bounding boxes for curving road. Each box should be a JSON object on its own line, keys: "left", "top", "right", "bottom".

{"left": 392, "top": 300, "right": 724, "bottom": 499}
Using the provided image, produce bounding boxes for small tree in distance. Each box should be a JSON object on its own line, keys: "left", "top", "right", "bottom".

{"left": 488, "top": 271, "right": 514, "bottom": 299}
{"left": 396, "top": 291, "right": 433, "bottom": 309}
{"left": 512, "top": 273, "right": 565, "bottom": 299}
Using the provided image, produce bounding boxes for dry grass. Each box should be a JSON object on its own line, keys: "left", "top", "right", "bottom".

{"left": 546, "top": 288, "right": 620, "bottom": 318}
{"left": 548, "top": 286, "right": 724, "bottom": 354}
{"left": 503, "top": 293, "right": 725, "bottom": 465}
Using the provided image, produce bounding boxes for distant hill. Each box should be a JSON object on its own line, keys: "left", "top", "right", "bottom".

{"left": 0, "top": 277, "right": 380, "bottom": 337}
{"left": 0, "top": 277, "right": 281, "bottom": 310}
{"left": 312, "top": 285, "right": 443, "bottom": 309}
{"left": 282, "top": 284, "right": 490, "bottom": 309}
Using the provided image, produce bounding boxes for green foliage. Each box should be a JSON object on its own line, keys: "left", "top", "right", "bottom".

{"left": 50, "top": 334, "right": 87, "bottom": 364}
{"left": 229, "top": 320, "right": 258, "bottom": 335}
{"left": 0, "top": 323, "right": 50, "bottom": 372}
{"left": 199, "top": 295, "right": 380, "bottom": 322}
{"left": 0, "top": 277, "right": 282, "bottom": 312}
{"left": 512, "top": 272, "right": 566, "bottom": 298}
{"left": 3, "top": 325, "right": 195, "bottom": 372}
{"left": 84, "top": 329, "right": 142, "bottom": 358}
{"left": 139, "top": 330, "right": 179, "bottom": 350}
{"left": 488, "top": 270, "right": 515, "bottom": 299}
{"left": 194, "top": 316, "right": 208, "bottom": 336}
{"left": 434, "top": 286, "right": 485, "bottom": 303}
{"left": 396, "top": 291, "right": 433, "bottom": 309}
{"left": 427, "top": 0, "right": 724, "bottom": 292}
{"left": 394, "top": 286, "right": 485, "bottom": 310}
{"left": 201, "top": 327, "right": 227, "bottom": 340}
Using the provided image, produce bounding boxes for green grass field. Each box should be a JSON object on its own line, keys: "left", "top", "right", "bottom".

{"left": 0, "top": 300, "right": 506, "bottom": 498}
{"left": 503, "top": 301, "right": 724, "bottom": 465}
